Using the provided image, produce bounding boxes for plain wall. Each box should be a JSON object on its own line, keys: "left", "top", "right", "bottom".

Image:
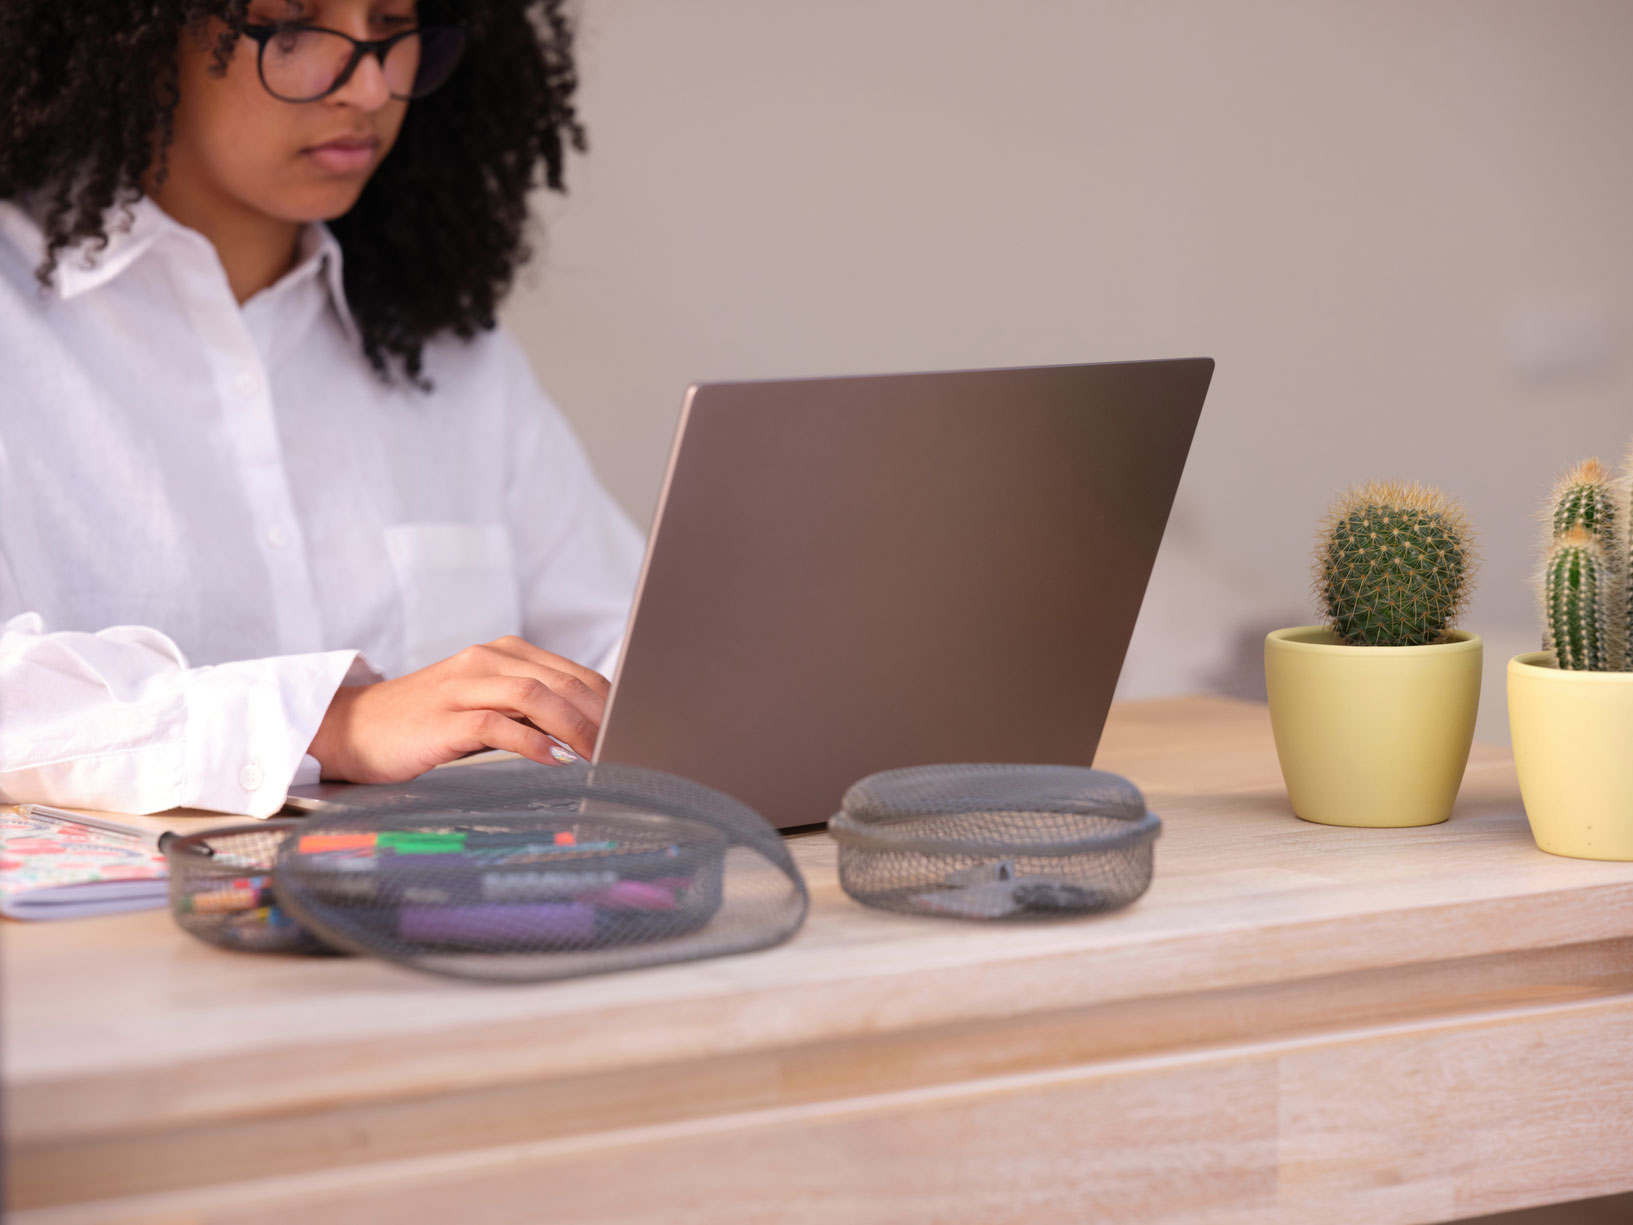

{"left": 501, "top": 1, "right": 1633, "bottom": 743}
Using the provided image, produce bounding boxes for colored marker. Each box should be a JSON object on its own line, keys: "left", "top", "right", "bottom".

{"left": 400, "top": 902, "right": 597, "bottom": 947}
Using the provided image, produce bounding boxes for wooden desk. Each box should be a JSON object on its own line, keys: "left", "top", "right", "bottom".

{"left": 7, "top": 697, "right": 1633, "bottom": 1225}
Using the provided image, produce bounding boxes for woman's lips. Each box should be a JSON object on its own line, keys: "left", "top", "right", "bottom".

{"left": 303, "top": 137, "right": 380, "bottom": 174}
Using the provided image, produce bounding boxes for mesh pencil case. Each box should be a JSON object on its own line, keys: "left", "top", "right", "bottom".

{"left": 166, "top": 819, "right": 334, "bottom": 955}
{"left": 167, "top": 760, "right": 809, "bottom": 982}
{"left": 828, "top": 763, "right": 1160, "bottom": 920}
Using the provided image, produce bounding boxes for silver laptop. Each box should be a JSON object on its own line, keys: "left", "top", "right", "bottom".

{"left": 289, "top": 359, "right": 1212, "bottom": 829}
{"left": 595, "top": 358, "right": 1211, "bottom": 828}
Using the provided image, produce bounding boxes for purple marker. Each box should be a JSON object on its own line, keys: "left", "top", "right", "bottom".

{"left": 577, "top": 878, "right": 688, "bottom": 911}
{"left": 399, "top": 903, "right": 596, "bottom": 948}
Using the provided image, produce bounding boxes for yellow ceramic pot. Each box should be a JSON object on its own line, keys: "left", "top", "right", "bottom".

{"left": 1507, "top": 652, "right": 1633, "bottom": 860}
{"left": 1264, "top": 626, "right": 1482, "bottom": 828}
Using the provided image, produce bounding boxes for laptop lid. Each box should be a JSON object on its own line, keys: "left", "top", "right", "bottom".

{"left": 593, "top": 358, "right": 1213, "bottom": 829}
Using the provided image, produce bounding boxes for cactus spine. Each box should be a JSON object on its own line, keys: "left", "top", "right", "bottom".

{"left": 1315, "top": 480, "right": 1475, "bottom": 647}
{"left": 1545, "top": 526, "right": 1613, "bottom": 671}
{"left": 1624, "top": 439, "right": 1633, "bottom": 667}
{"left": 1542, "top": 457, "right": 1629, "bottom": 671}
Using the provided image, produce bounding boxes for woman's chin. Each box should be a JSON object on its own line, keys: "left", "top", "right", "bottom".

{"left": 269, "top": 180, "right": 375, "bottom": 225}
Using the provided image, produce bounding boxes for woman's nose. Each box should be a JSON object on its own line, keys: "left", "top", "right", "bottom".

{"left": 329, "top": 48, "right": 393, "bottom": 111}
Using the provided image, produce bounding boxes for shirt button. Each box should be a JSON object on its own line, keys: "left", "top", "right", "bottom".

{"left": 266, "top": 526, "right": 290, "bottom": 549}
{"left": 233, "top": 371, "right": 260, "bottom": 399}
{"left": 239, "top": 761, "right": 265, "bottom": 791}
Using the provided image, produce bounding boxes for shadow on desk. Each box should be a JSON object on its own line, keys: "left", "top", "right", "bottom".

{"left": 1460, "top": 1192, "right": 1633, "bottom": 1223}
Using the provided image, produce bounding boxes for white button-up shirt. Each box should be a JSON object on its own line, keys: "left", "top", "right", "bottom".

{"left": 0, "top": 196, "right": 644, "bottom": 817}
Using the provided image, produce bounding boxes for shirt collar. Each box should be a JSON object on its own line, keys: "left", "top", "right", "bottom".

{"left": 261, "top": 217, "right": 361, "bottom": 349}
{"left": 0, "top": 192, "right": 359, "bottom": 347}
{"left": 315, "top": 224, "right": 360, "bottom": 348}
{"left": 0, "top": 193, "right": 172, "bottom": 300}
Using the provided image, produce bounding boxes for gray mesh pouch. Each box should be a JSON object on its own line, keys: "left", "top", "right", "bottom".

{"left": 829, "top": 764, "right": 1160, "bottom": 919}
{"left": 170, "top": 760, "right": 808, "bottom": 982}
{"left": 167, "top": 819, "right": 334, "bottom": 956}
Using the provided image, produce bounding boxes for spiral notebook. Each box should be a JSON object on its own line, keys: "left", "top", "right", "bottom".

{"left": 0, "top": 806, "right": 172, "bottom": 920}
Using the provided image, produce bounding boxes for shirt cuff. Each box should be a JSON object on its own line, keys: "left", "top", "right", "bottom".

{"left": 341, "top": 651, "right": 385, "bottom": 686}
{"left": 182, "top": 648, "right": 363, "bottom": 818}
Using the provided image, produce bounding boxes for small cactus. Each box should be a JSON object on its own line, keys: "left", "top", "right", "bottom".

{"left": 1544, "top": 526, "right": 1613, "bottom": 671}
{"left": 1314, "top": 480, "right": 1476, "bottom": 646}
{"left": 1550, "top": 458, "right": 1619, "bottom": 545}
{"left": 1539, "top": 456, "right": 1631, "bottom": 671}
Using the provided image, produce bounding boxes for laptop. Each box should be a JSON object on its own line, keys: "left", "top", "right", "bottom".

{"left": 289, "top": 358, "right": 1213, "bottom": 829}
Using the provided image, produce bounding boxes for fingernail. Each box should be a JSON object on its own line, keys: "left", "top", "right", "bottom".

{"left": 550, "top": 745, "right": 580, "bottom": 764}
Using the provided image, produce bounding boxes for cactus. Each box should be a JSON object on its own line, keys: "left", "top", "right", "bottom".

{"left": 1544, "top": 526, "right": 1613, "bottom": 671}
{"left": 1550, "top": 458, "right": 1619, "bottom": 544}
{"left": 1315, "top": 480, "right": 1475, "bottom": 647}
{"left": 1540, "top": 456, "right": 1630, "bottom": 671}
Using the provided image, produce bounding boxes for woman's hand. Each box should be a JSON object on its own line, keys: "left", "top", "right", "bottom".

{"left": 305, "top": 636, "right": 610, "bottom": 784}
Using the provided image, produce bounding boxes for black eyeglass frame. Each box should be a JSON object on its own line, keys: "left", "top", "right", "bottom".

{"left": 241, "top": 21, "right": 467, "bottom": 104}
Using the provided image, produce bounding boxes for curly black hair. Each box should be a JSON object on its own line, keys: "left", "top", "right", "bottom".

{"left": 0, "top": 0, "right": 585, "bottom": 386}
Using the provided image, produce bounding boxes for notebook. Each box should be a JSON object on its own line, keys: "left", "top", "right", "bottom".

{"left": 0, "top": 806, "right": 171, "bottom": 920}
{"left": 3, "top": 753, "right": 520, "bottom": 919}
{"left": 0, "top": 804, "right": 250, "bottom": 920}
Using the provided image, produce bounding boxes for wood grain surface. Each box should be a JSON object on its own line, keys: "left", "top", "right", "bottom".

{"left": 7, "top": 696, "right": 1633, "bottom": 1224}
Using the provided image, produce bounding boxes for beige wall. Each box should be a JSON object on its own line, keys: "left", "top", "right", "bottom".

{"left": 501, "top": 0, "right": 1633, "bottom": 742}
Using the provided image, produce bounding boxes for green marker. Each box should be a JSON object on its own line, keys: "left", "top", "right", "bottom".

{"left": 376, "top": 831, "right": 467, "bottom": 854}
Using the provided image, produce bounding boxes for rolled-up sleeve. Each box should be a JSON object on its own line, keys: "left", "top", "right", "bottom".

{"left": 498, "top": 332, "right": 644, "bottom": 679}
{"left": 0, "top": 611, "right": 377, "bottom": 816}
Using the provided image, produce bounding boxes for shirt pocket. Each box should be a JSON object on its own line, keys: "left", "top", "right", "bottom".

{"left": 383, "top": 522, "right": 522, "bottom": 674}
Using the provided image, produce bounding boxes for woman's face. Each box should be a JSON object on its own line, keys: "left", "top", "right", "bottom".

{"left": 163, "top": 0, "right": 418, "bottom": 223}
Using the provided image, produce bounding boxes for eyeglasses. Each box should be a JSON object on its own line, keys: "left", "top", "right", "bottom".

{"left": 242, "top": 21, "right": 466, "bottom": 104}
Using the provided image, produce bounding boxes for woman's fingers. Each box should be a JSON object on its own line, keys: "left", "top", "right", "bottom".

{"left": 485, "top": 635, "right": 612, "bottom": 701}
{"left": 449, "top": 643, "right": 606, "bottom": 721}
{"left": 461, "top": 709, "right": 574, "bottom": 769}
{"left": 449, "top": 673, "right": 600, "bottom": 759}
{"left": 436, "top": 639, "right": 611, "bottom": 761}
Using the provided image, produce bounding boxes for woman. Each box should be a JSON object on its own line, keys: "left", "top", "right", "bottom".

{"left": 0, "top": 0, "right": 644, "bottom": 816}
